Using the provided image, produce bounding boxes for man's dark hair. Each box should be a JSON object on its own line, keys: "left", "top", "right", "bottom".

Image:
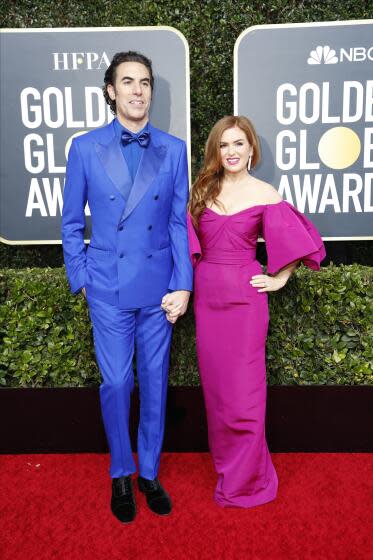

{"left": 103, "top": 51, "right": 154, "bottom": 114}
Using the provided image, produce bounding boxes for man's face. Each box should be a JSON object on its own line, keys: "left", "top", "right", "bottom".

{"left": 107, "top": 61, "right": 152, "bottom": 128}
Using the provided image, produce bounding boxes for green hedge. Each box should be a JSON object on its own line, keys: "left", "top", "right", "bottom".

{"left": 1, "top": 265, "right": 372, "bottom": 387}
{"left": 0, "top": 1, "right": 372, "bottom": 268}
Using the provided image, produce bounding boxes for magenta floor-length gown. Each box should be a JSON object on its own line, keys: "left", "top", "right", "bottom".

{"left": 187, "top": 200, "right": 325, "bottom": 508}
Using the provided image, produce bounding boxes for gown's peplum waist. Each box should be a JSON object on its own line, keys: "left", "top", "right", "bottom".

{"left": 201, "top": 247, "right": 256, "bottom": 265}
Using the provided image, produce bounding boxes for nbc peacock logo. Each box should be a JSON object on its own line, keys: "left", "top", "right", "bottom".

{"left": 307, "top": 46, "right": 338, "bottom": 65}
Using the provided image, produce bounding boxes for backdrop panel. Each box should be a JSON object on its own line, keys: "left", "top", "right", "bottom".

{"left": 235, "top": 20, "right": 373, "bottom": 240}
{"left": 0, "top": 27, "right": 190, "bottom": 244}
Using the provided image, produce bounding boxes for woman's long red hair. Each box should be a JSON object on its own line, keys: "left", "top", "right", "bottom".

{"left": 189, "top": 116, "right": 261, "bottom": 226}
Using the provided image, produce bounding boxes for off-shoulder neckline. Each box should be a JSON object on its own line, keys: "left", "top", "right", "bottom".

{"left": 204, "top": 200, "right": 285, "bottom": 217}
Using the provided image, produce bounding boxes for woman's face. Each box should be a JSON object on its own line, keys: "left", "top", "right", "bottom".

{"left": 219, "top": 126, "right": 253, "bottom": 174}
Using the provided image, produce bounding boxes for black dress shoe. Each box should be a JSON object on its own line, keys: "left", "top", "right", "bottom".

{"left": 111, "top": 475, "right": 136, "bottom": 523}
{"left": 138, "top": 476, "right": 172, "bottom": 515}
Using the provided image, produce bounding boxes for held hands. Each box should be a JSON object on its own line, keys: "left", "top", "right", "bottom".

{"left": 161, "top": 290, "right": 191, "bottom": 324}
{"left": 250, "top": 274, "right": 287, "bottom": 293}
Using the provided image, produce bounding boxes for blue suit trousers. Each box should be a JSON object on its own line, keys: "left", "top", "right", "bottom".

{"left": 87, "top": 295, "right": 172, "bottom": 479}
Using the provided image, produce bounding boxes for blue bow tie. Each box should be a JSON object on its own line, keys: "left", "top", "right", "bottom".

{"left": 121, "top": 130, "right": 150, "bottom": 148}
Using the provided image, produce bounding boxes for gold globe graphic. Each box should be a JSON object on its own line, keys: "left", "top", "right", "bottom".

{"left": 65, "top": 131, "right": 89, "bottom": 159}
{"left": 318, "top": 127, "right": 361, "bottom": 170}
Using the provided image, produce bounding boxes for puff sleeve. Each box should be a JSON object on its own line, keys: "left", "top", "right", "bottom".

{"left": 263, "top": 201, "right": 326, "bottom": 275}
{"left": 187, "top": 212, "right": 202, "bottom": 268}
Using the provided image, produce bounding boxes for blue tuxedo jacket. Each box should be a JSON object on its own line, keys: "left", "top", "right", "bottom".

{"left": 62, "top": 120, "right": 193, "bottom": 308}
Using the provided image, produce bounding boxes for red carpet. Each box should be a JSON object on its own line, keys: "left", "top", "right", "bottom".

{"left": 1, "top": 453, "right": 372, "bottom": 560}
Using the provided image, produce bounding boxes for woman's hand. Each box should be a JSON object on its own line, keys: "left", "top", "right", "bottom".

{"left": 250, "top": 261, "right": 299, "bottom": 292}
{"left": 250, "top": 274, "right": 286, "bottom": 293}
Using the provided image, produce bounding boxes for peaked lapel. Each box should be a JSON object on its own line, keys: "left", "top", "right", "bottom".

{"left": 120, "top": 125, "right": 167, "bottom": 222}
{"left": 95, "top": 121, "right": 132, "bottom": 201}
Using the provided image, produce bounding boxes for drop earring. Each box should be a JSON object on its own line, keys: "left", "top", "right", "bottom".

{"left": 247, "top": 155, "right": 252, "bottom": 172}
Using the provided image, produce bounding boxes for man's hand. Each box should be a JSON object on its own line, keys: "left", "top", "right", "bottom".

{"left": 161, "top": 290, "right": 190, "bottom": 324}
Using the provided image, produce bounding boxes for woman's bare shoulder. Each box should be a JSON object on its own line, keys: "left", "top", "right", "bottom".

{"left": 248, "top": 177, "right": 282, "bottom": 205}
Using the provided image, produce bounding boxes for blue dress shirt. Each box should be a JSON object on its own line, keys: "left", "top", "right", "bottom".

{"left": 114, "top": 118, "right": 149, "bottom": 183}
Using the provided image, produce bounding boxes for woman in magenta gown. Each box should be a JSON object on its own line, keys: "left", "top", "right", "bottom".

{"left": 188, "top": 116, "right": 325, "bottom": 508}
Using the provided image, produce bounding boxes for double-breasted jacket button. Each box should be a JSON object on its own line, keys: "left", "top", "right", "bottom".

{"left": 109, "top": 195, "right": 115, "bottom": 200}
{"left": 154, "top": 195, "right": 159, "bottom": 200}
{"left": 119, "top": 253, "right": 124, "bottom": 258}
{"left": 118, "top": 225, "right": 123, "bottom": 231}
{"left": 148, "top": 225, "right": 152, "bottom": 230}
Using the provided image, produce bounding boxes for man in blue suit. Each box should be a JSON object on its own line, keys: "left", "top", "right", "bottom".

{"left": 62, "top": 51, "right": 192, "bottom": 523}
